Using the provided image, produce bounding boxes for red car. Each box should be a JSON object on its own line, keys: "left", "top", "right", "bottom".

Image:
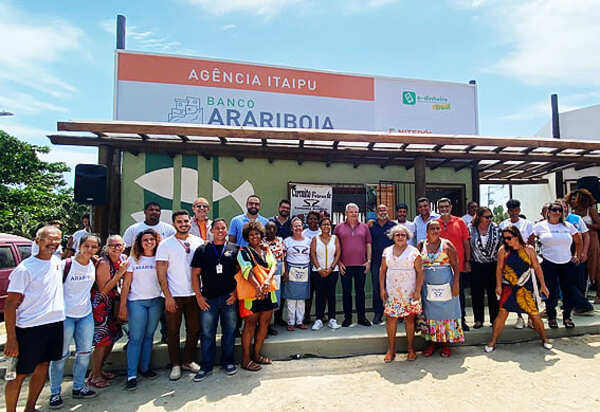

{"left": 0, "top": 233, "right": 32, "bottom": 321}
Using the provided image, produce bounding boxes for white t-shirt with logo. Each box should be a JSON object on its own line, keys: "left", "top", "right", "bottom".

{"left": 62, "top": 259, "right": 96, "bottom": 318}
{"left": 123, "top": 221, "right": 176, "bottom": 248}
{"left": 126, "top": 255, "right": 162, "bottom": 301}
{"left": 499, "top": 218, "right": 534, "bottom": 242}
{"left": 283, "top": 237, "right": 311, "bottom": 265}
{"left": 533, "top": 220, "right": 578, "bottom": 264}
{"left": 156, "top": 235, "right": 203, "bottom": 297}
{"left": 7, "top": 255, "right": 65, "bottom": 328}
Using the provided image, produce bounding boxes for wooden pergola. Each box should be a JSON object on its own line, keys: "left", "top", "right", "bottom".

{"left": 49, "top": 120, "right": 600, "bottom": 237}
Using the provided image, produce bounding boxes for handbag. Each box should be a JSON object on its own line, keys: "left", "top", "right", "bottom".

{"left": 426, "top": 283, "right": 453, "bottom": 302}
{"left": 235, "top": 247, "right": 277, "bottom": 300}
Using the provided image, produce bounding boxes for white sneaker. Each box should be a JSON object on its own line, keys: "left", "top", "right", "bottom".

{"left": 514, "top": 317, "right": 525, "bottom": 329}
{"left": 327, "top": 319, "right": 341, "bottom": 329}
{"left": 169, "top": 365, "right": 181, "bottom": 381}
{"left": 182, "top": 362, "right": 201, "bottom": 373}
{"left": 312, "top": 319, "right": 323, "bottom": 330}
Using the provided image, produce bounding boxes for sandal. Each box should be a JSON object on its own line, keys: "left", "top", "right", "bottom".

{"left": 241, "top": 360, "right": 262, "bottom": 372}
{"left": 548, "top": 319, "right": 558, "bottom": 329}
{"left": 287, "top": 325, "right": 295, "bottom": 331}
{"left": 440, "top": 345, "right": 452, "bottom": 357}
{"left": 87, "top": 376, "right": 110, "bottom": 388}
{"left": 407, "top": 350, "right": 417, "bottom": 361}
{"left": 101, "top": 371, "right": 116, "bottom": 380}
{"left": 296, "top": 323, "right": 308, "bottom": 330}
{"left": 422, "top": 343, "right": 437, "bottom": 358}
{"left": 384, "top": 352, "right": 396, "bottom": 363}
{"left": 253, "top": 355, "right": 272, "bottom": 365}
{"left": 563, "top": 319, "right": 575, "bottom": 329}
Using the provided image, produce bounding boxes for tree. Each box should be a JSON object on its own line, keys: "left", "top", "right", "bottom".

{"left": 492, "top": 205, "right": 508, "bottom": 224}
{"left": 0, "top": 130, "right": 89, "bottom": 239}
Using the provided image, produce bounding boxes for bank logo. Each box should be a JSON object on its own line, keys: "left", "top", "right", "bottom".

{"left": 402, "top": 91, "right": 416, "bottom": 105}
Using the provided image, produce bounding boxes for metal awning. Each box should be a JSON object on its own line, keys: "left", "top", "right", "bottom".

{"left": 49, "top": 120, "right": 600, "bottom": 184}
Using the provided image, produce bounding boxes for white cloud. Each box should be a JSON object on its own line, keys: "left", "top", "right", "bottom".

{"left": 0, "top": 93, "right": 68, "bottom": 115}
{"left": 0, "top": 3, "right": 83, "bottom": 97}
{"left": 185, "top": 0, "right": 304, "bottom": 17}
{"left": 0, "top": 122, "right": 53, "bottom": 145}
{"left": 464, "top": 0, "right": 600, "bottom": 85}
{"left": 221, "top": 24, "right": 237, "bottom": 31}
{"left": 501, "top": 92, "right": 600, "bottom": 121}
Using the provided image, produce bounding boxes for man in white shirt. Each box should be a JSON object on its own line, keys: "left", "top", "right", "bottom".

{"left": 499, "top": 199, "right": 534, "bottom": 328}
{"left": 414, "top": 197, "right": 440, "bottom": 244}
{"left": 123, "top": 202, "right": 176, "bottom": 253}
{"left": 190, "top": 197, "right": 213, "bottom": 242}
{"left": 462, "top": 201, "right": 478, "bottom": 227}
{"left": 395, "top": 204, "right": 416, "bottom": 246}
{"left": 156, "top": 210, "right": 204, "bottom": 381}
{"left": 67, "top": 214, "right": 91, "bottom": 255}
{"left": 4, "top": 225, "right": 65, "bottom": 412}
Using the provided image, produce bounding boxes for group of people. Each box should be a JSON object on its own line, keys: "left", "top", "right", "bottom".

{"left": 4, "top": 188, "right": 599, "bottom": 412}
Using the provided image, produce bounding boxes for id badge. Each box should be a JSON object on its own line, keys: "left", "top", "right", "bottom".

{"left": 216, "top": 264, "right": 223, "bottom": 274}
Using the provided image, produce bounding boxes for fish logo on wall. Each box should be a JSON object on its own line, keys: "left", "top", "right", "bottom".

{"left": 131, "top": 167, "right": 255, "bottom": 222}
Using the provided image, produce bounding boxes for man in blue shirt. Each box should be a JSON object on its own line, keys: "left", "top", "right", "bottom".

{"left": 369, "top": 204, "right": 396, "bottom": 325}
{"left": 228, "top": 195, "right": 269, "bottom": 247}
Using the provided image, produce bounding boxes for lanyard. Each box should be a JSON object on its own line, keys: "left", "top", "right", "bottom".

{"left": 211, "top": 242, "right": 227, "bottom": 263}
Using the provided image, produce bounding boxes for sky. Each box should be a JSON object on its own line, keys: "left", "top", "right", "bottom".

{"left": 1, "top": 0, "right": 600, "bottom": 186}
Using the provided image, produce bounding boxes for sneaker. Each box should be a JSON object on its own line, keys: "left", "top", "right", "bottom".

{"left": 169, "top": 365, "right": 181, "bottom": 381}
{"left": 342, "top": 319, "right": 353, "bottom": 327}
{"left": 514, "top": 317, "right": 525, "bottom": 329}
{"left": 358, "top": 318, "right": 372, "bottom": 327}
{"left": 182, "top": 362, "right": 201, "bottom": 373}
{"left": 72, "top": 385, "right": 97, "bottom": 399}
{"left": 141, "top": 369, "right": 158, "bottom": 380}
{"left": 49, "top": 394, "right": 63, "bottom": 409}
{"left": 224, "top": 364, "right": 238, "bottom": 376}
{"left": 193, "top": 369, "right": 212, "bottom": 382}
{"left": 328, "top": 319, "right": 341, "bottom": 329}
{"left": 312, "top": 319, "right": 324, "bottom": 330}
{"left": 126, "top": 378, "right": 137, "bottom": 391}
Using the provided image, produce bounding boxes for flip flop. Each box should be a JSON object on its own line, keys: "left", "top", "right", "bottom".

{"left": 241, "top": 360, "right": 262, "bottom": 372}
{"left": 253, "top": 355, "right": 272, "bottom": 365}
{"left": 87, "top": 376, "right": 110, "bottom": 388}
{"left": 296, "top": 323, "right": 308, "bottom": 330}
{"left": 287, "top": 325, "right": 295, "bottom": 331}
{"left": 383, "top": 353, "right": 396, "bottom": 363}
{"left": 101, "top": 371, "right": 116, "bottom": 380}
{"left": 407, "top": 350, "right": 417, "bottom": 361}
{"left": 440, "top": 345, "right": 452, "bottom": 357}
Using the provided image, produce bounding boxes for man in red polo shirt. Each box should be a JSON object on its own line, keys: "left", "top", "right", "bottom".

{"left": 437, "top": 197, "right": 471, "bottom": 331}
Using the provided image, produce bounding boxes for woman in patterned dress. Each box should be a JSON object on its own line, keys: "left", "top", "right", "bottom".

{"left": 263, "top": 221, "right": 285, "bottom": 335}
{"left": 88, "top": 235, "right": 126, "bottom": 388}
{"left": 418, "top": 220, "right": 464, "bottom": 358}
{"left": 379, "top": 225, "right": 423, "bottom": 362}
{"left": 485, "top": 225, "right": 552, "bottom": 352}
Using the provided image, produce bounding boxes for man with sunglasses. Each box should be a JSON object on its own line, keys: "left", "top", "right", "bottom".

{"left": 156, "top": 210, "right": 204, "bottom": 381}
{"left": 190, "top": 197, "right": 213, "bottom": 242}
{"left": 499, "top": 199, "right": 535, "bottom": 329}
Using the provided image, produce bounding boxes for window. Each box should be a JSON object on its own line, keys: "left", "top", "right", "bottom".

{"left": 0, "top": 246, "right": 16, "bottom": 269}
{"left": 17, "top": 245, "right": 32, "bottom": 260}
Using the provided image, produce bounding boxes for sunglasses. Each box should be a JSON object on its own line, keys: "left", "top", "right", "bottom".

{"left": 503, "top": 236, "right": 514, "bottom": 241}
{"left": 194, "top": 204, "right": 209, "bottom": 210}
{"left": 549, "top": 207, "right": 563, "bottom": 213}
{"left": 482, "top": 215, "right": 493, "bottom": 219}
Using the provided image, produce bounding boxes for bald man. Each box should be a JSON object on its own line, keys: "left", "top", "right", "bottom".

{"left": 190, "top": 197, "right": 213, "bottom": 242}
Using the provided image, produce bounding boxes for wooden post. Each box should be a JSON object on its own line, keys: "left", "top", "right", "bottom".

{"left": 414, "top": 156, "right": 426, "bottom": 202}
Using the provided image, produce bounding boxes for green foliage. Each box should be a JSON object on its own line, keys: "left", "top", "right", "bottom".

{"left": 0, "top": 130, "right": 89, "bottom": 239}
{"left": 492, "top": 205, "right": 508, "bottom": 224}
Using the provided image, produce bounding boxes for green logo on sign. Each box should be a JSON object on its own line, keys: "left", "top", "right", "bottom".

{"left": 402, "top": 91, "right": 416, "bottom": 105}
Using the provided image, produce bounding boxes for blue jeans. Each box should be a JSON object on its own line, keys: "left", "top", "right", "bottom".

{"left": 371, "top": 260, "right": 384, "bottom": 317}
{"left": 543, "top": 260, "right": 591, "bottom": 320}
{"left": 49, "top": 313, "right": 94, "bottom": 394}
{"left": 341, "top": 266, "right": 366, "bottom": 321}
{"left": 126, "top": 298, "right": 163, "bottom": 379}
{"left": 199, "top": 294, "right": 237, "bottom": 372}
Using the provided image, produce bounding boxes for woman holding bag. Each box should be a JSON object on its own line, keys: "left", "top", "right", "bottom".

{"left": 237, "top": 221, "right": 277, "bottom": 372}
{"left": 485, "top": 225, "right": 551, "bottom": 352}
{"left": 419, "top": 220, "right": 464, "bottom": 358}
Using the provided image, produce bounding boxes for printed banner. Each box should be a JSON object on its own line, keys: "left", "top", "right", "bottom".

{"left": 289, "top": 183, "right": 332, "bottom": 216}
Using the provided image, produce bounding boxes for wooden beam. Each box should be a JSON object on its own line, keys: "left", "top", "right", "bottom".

{"left": 139, "top": 133, "right": 149, "bottom": 141}
{"left": 483, "top": 179, "right": 549, "bottom": 185}
{"left": 478, "top": 160, "right": 503, "bottom": 172}
{"left": 574, "top": 163, "right": 598, "bottom": 171}
{"left": 177, "top": 134, "right": 190, "bottom": 142}
{"left": 464, "top": 145, "right": 475, "bottom": 153}
{"left": 455, "top": 160, "right": 479, "bottom": 171}
{"left": 332, "top": 141, "right": 339, "bottom": 150}
{"left": 299, "top": 140, "right": 304, "bottom": 149}
{"left": 368, "top": 142, "right": 375, "bottom": 150}
{"left": 482, "top": 162, "right": 525, "bottom": 179}
{"left": 431, "top": 158, "right": 452, "bottom": 170}
{"left": 56, "top": 120, "right": 600, "bottom": 151}
{"left": 262, "top": 138, "right": 267, "bottom": 147}
{"left": 94, "top": 132, "right": 106, "bottom": 138}
{"left": 432, "top": 144, "right": 443, "bottom": 152}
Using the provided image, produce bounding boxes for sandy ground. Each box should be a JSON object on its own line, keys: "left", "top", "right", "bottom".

{"left": 2, "top": 335, "right": 600, "bottom": 412}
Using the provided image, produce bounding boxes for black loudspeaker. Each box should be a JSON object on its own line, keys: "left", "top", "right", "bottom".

{"left": 576, "top": 176, "right": 600, "bottom": 203}
{"left": 74, "top": 164, "right": 108, "bottom": 205}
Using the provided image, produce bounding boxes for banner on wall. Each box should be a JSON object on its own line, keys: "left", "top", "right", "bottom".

{"left": 289, "top": 183, "right": 332, "bottom": 216}
{"left": 115, "top": 51, "right": 478, "bottom": 134}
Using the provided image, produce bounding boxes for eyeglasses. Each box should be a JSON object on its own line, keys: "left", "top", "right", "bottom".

{"left": 503, "top": 236, "right": 514, "bottom": 241}
{"left": 194, "top": 204, "right": 209, "bottom": 210}
{"left": 394, "top": 233, "right": 407, "bottom": 238}
{"left": 482, "top": 215, "right": 493, "bottom": 219}
{"left": 549, "top": 207, "right": 563, "bottom": 213}
{"left": 108, "top": 244, "right": 124, "bottom": 249}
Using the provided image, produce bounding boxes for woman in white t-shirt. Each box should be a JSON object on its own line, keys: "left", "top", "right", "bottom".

{"left": 118, "top": 229, "right": 163, "bottom": 390}
{"left": 532, "top": 201, "right": 583, "bottom": 329}
{"left": 49, "top": 234, "right": 100, "bottom": 406}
